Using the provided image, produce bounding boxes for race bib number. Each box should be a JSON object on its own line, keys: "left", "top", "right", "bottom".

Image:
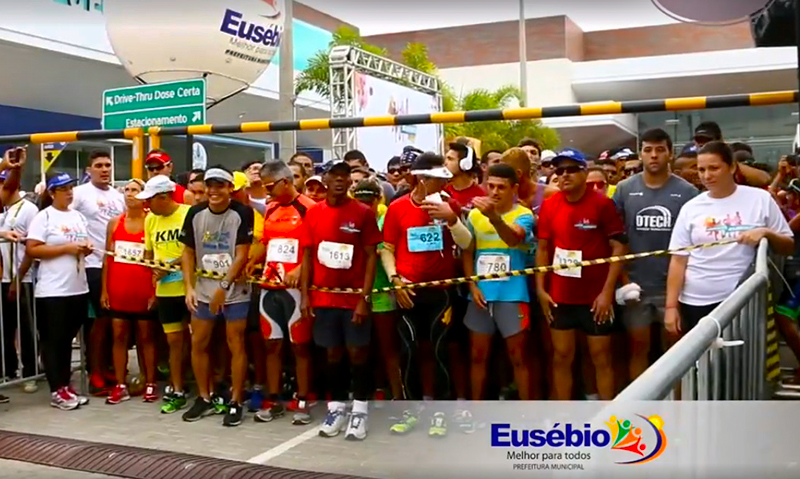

{"left": 202, "top": 253, "right": 233, "bottom": 275}
{"left": 476, "top": 254, "right": 510, "bottom": 282}
{"left": 553, "top": 247, "right": 582, "bottom": 278}
{"left": 317, "top": 241, "right": 354, "bottom": 270}
{"left": 267, "top": 238, "right": 299, "bottom": 264}
{"left": 407, "top": 225, "right": 443, "bottom": 253}
{"left": 114, "top": 241, "right": 145, "bottom": 265}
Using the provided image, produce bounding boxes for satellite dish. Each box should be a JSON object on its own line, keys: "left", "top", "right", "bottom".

{"left": 651, "top": 0, "right": 773, "bottom": 25}
{"left": 193, "top": 143, "right": 208, "bottom": 170}
{"left": 104, "top": 0, "right": 286, "bottom": 107}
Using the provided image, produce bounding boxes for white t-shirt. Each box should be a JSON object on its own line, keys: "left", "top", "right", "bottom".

{"left": 669, "top": 185, "right": 792, "bottom": 306}
{"left": 71, "top": 183, "right": 125, "bottom": 269}
{"left": 0, "top": 199, "right": 38, "bottom": 283}
{"left": 27, "top": 207, "right": 90, "bottom": 298}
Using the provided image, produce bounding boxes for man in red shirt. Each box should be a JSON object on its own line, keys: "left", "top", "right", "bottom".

{"left": 145, "top": 150, "right": 192, "bottom": 204}
{"left": 535, "top": 148, "right": 627, "bottom": 401}
{"left": 299, "top": 161, "right": 381, "bottom": 441}
{"left": 444, "top": 142, "right": 485, "bottom": 211}
{"left": 382, "top": 152, "right": 473, "bottom": 435}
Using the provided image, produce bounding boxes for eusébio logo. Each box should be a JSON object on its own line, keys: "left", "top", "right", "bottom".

{"left": 491, "top": 414, "right": 667, "bottom": 466}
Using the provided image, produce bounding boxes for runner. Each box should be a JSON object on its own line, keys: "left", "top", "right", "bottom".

{"left": 352, "top": 178, "right": 403, "bottom": 402}
{"left": 303, "top": 176, "right": 327, "bottom": 203}
{"left": 145, "top": 149, "right": 192, "bottom": 204}
{"left": 612, "top": 129, "right": 697, "bottom": 380}
{"left": 444, "top": 142, "right": 485, "bottom": 211}
{"left": 103, "top": 179, "right": 158, "bottom": 404}
{"left": 289, "top": 160, "right": 309, "bottom": 191}
{"left": 187, "top": 172, "right": 207, "bottom": 205}
{"left": 518, "top": 138, "right": 542, "bottom": 167}
{"left": 464, "top": 163, "right": 534, "bottom": 400}
{"left": 479, "top": 150, "right": 503, "bottom": 187}
{"left": 180, "top": 166, "right": 254, "bottom": 427}
{"left": 26, "top": 172, "right": 92, "bottom": 410}
{"left": 390, "top": 146, "right": 423, "bottom": 203}
{"left": 299, "top": 160, "right": 381, "bottom": 441}
{"left": 245, "top": 160, "right": 317, "bottom": 425}
{"left": 501, "top": 147, "right": 558, "bottom": 213}
{"left": 71, "top": 150, "right": 125, "bottom": 396}
{"left": 290, "top": 153, "right": 315, "bottom": 177}
{"left": 242, "top": 161, "right": 267, "bottom": 205}
{"left": 139, "top": 176, "right": 191, "bottom": 414}
{"left": 536, "top": 148, "right": 627, "bottom": 401}
{"left": 382, "top": 153, "right": 472, "bottom": 437}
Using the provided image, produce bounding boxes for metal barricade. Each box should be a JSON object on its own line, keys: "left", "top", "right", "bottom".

{"left": 615, "top": 239, "right": 771, "bottom": 401}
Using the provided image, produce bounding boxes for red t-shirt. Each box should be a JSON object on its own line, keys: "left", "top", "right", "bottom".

{"left": 173, "top": 184, "right": 187, "bottom": 204}
{"left": 444, "top": 183, "right": 486, "bottom": 211}
{"left": 299, "top": 198, "right": 382, "bottom": 309}
{"left": 383, "top": 195, "right": 460, "bottom": 284}
{"left": 261, "top": 195, "right": 317, "bottom": 287}
{"left": 536, "top": 189, "right": 624, "bottom": 305}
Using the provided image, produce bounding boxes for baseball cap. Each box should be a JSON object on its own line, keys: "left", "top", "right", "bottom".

{"left": 679, "top": 144, "right": 699, "bottom": 156}
{"left": 540, "top": 150, "right": 557, "bottom": 163}
{"left": 610, "top": 147, "right": 637, "bottom": 161}
{"left": 304, "top": 175, "right": 325, "bottom": 188}
{"left": 204, "top": 168, "right": 235, "bottom": 185}
{"left": 788, "top": 178, "right": 800, "bottom": 194}
{"left": 145, "top": 150, "right": 172, "bottom": 165}
{"left": 400, "top": 146, "right": 423, "bottom": 165}
{"left": 46, "top": 172, "right": 78, "bottom": 191}
{"left": 694, "top": 122, "right": 722, "bottom": 141}
{"left": 410, "top": 152, "right": 453, "bottom": 179}
{"left": 551, "top": 148, "right": 588, "bottom": 167}
{"left": 233, "top": 171, "right": 250, "bottom": 192}
{"left": 352, "top": 179, "right": 382, "bottom": 200}
{"left": 323, "top": 160, "right": 351, "bottom": 176}
{"left": 136, "top": 175, "right": 176, "bottom": 200}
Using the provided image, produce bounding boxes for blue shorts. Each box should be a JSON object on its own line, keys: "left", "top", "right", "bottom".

{"left": 194, "top": 301, "right": 249, "bottom": 322}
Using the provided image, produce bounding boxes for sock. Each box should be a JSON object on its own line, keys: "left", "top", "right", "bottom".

{"left": 352, "top": 399, "right": 369, "bottom": 415}
{"left": 328, "top": 400, "right": 346, "bottom": 412}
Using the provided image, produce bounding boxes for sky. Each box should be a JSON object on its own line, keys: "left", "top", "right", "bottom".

{"left": 297, "top": 0, "right": 681, "bottom": 36}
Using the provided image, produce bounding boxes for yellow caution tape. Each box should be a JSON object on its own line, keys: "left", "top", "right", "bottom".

{"left": 100, "top": 239, "right": 736, "bottom": 294}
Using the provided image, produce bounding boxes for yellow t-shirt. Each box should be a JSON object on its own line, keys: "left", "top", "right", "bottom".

{"left": 607, "top": 184, "right": 617, "bottom": 199}
{"left": 144, "top": 204, "right": 190, "bottom": 297}
{"left": 252, "top": 209, "right": 265, "bottom": 244}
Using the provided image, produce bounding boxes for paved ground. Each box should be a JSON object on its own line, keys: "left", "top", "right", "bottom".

{"left": 0, "top": 459, "right": 119, "bottom": 479}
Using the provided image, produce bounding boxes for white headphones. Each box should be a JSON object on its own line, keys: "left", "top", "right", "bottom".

{"left": 459, "top": 145, "right": 475, "bottom": 172}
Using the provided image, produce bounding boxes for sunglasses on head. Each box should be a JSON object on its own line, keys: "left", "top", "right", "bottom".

{"left": 555, "top": 165, "right": 584, "bottom": 176}
{"left": 146, "top": 163, "right": 167, "bottom": 172}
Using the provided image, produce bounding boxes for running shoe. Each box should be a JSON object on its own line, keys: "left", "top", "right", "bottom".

{"left": 453, "top": 409, "right": 476, "bottom": 434}
{"left": 223, "top": 401, "right": 244, "bottom": 427}
{"left": 389, "top": 410, "right": 419, "bottom": 435}
{"left": 248, "top": 387, "right": 265, "bottom": 413}
{"left": 67, "top": 386, "right": 90, "bottom": 406}
{"left": 160, "top": 392, "right": 187, "bottom": 414}
{"left": 106, "top": 384, "right": 131, "bottom": 405}
{"left": 51, "top": 387, "right": 79, "bottom": 411}
{"left": 290, "top": 398, "right": 313, "bottom": 426}
{"left": 255, "top": 401, "right": 286, "bottom": 423}
{"left": 143, "top": 383, "right": 158, "bottom": 403}
{"left": 89, "top": 373, "right": 107, "bottom": 397}
{"left": 345, "top": 412, "right": 368, "bottom": 441}
{"left": 429, "top": 412, "right": 448, "bottom": 438}
{"left": 22, "top": 380, "right": 38, "bottom": 393}
{"left": 182, "top": 397, "right": 214, "bottom": 422}
{"left": 212, "top": 395, "right": 228, "bottom": 415}
{"left": 319, "top": 405, "right": 347, "bottom": 438}
{"left": 0, "top": 393, "right": 9, "bottom": 404}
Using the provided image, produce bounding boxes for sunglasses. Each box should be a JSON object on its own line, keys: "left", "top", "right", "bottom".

{"left": 263, "top": 178, "right": 287, "bottom": 192}
{"left": 146, "top": 163, "right": 168, "bottom": 172}
{"left": 588, "top": 180, "right": 607, "bottom": 190}
{"left": 624, "top": 168, "right": 642, "bottom": 175}
{"left": 389, "top": 166, "right": 409, "bottom": 175}
{"left": 555, "top": 165, "right": 585, "bottom": 176}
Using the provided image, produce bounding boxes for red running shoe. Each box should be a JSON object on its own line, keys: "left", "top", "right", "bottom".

{"left": 106, "top": 384, "right": 131, "bottom": 405}
{"left": 143, "top": 383, "right": 158, "bottom": 403}
{"left": 89, "top": 373, "right": 108, "bottom": 397}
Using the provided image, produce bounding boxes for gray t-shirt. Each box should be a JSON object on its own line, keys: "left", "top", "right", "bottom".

{"left": 180, "top": 200, "right": 254, "bottom": 305}
{"left": 613, "top": 174, "right": 698, "bottom": 292}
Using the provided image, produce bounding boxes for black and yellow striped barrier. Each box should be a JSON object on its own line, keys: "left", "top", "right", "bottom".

{"left": 0, "top": 91, "right": 795, "bottom": 145}
{"left": 766, "top": 286, "right": 781, "bottom": 383}
{"left": 104, "top": 239, "right": 736, "bottom": 294}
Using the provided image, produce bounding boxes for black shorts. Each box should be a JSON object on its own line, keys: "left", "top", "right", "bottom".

{"left": 679, "top": 302, "right": 720, "bottom": 333}
{"left": 246, "top": 285, "right": 260, "bottom": 333}
{"left": 87, "top": 268, "right": 106, "bottom": 319}
{"left": 157, "top": 297, "right": 188, "bottom": 334}
{"left": 550, "top": 304, "right": 615, "bottom": 336}
{"left": 313, "top": 308, "right": 371, "bottom": 349}
{"left": 108, "top": 310, "right": 158, "bottom": 322}
{"left": 399, "top": 288, "right": 452, "bottom": 344}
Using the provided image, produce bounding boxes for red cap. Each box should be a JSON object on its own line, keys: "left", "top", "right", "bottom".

{"left": 146, "top": 150, "right": 172, "bottom": 165}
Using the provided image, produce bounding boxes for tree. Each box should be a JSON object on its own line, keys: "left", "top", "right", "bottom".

{"left": 295, "top": 32, "right": 559, "bottom": 152}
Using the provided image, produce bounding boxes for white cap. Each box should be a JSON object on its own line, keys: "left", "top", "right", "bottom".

{"left": 305, "top": 175, "right": 325, "bottom": 187}
{"left": 410, "top": 166, "right": 453, "bottom": 179}
{"left": 541, "top": 150, "right": 557, "bottom": 162}
{"left": 136, "top": 175, "right": 175, "bottom": 200}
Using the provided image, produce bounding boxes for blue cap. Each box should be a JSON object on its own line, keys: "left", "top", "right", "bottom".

{"left": 46, "top": 172, "right": 77, "bottom": 191}
{"left": 680, "top": 143, "right": 699, "bottom": 155}
{"left": 552, "top": 148, "right": 587, "bottom": 167}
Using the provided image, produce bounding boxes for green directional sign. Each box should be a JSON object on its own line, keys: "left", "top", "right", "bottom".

{"left": 102, "top": 79, "right": 207, "bottom": 130}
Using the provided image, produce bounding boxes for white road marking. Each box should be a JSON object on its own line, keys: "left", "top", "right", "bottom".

{"left": 247, "top": 426, "right": 321, "bottom": 464}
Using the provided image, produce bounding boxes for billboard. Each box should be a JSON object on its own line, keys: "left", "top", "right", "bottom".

{"left": 354, "top": 72, "right": 441, "bottom": 173}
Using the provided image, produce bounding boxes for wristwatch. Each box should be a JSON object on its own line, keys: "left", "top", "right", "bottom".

{"left": 220, "top": 280, "right": 232, "bottom": 290}
{"left": 363, "top": 294, "right": 372, "bottom": 304}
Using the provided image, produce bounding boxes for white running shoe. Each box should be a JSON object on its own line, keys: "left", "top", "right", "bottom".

{"left": 51, "top": 388, "right": 79, "bottom": 411}
{"left": 345, "top": 411, "right": 368, "bottom": 441}
{"left": 23, "top": 380, "right": 38, "bottom": 393}
{"left": 319, "top": 405, "right": 347, "bottom": 438}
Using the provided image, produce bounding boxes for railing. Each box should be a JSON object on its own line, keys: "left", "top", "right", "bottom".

{"left": 615, "top": 239, "right": 771, "bottom": 401}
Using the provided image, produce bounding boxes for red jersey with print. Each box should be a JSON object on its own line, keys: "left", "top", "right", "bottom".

{"left": 536, "top": 190, "right": 624, "bottom": 305}
{"left": 383, "top": 195, "right": 461, "bottom": 284}
{"left": 107, "top": 214, "right": 155, "bottom": 314}
{"left": 261, "top": 195, "right": 317, "bottom": 287}
{"left": 444, "top": 183, "right": 486, "bottom": 212}
{"left": 299, "top": 198, "right": 382, "bottom": 309}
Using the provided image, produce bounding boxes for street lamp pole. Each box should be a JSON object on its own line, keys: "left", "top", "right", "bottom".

{"left": 519, "top": 0, "right": 528, "bottom": 107}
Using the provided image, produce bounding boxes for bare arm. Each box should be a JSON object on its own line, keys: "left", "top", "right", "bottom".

{"left": 182, "top": 246, "right": 196, "bottom": 292}
{"left": 489, "top": 216, "right": 525, "bottom": 247}
{"left": 764, "top": 230, "right": 795, "bottom": 256}
{"left": 738, "top": 163, "right": 771, "bottom": 188}
{"left": 26, "top": 239, "right": 75, "bottom": 260}
{"left": 101, "top": 218, "right": 118, "bottom": 301}
{"left": 534, "top": 238, "right": 549, "bottom": 294}
{"left": 361, "top": 245, "right": 377, "bottom": 295}
{"left": 227, "top": 244, "right": 251, "bottom": 283}
{"left": 665, "top": 255, "right": 689, "bottom": 309}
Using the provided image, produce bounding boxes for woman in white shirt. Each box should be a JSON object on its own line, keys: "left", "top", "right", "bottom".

{"left": 666, "top": 141, "right": 794, "bottom": 336}
{"left": 26, "top": 172, "right": 93, "bottom": 411}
